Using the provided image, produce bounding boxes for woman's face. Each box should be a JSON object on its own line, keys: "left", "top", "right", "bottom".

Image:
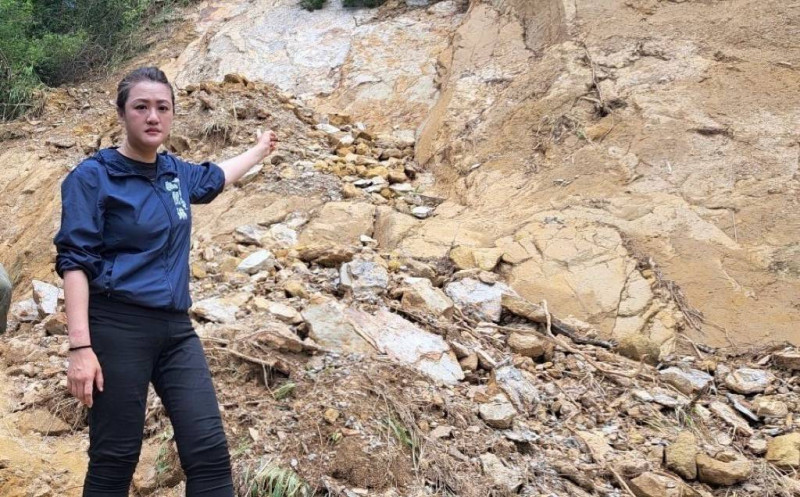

{"left": 119, "top": 81, "right": 174, "bottom": 153}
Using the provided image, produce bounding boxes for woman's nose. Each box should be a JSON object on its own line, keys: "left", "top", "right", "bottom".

{"left": 146, "top": 108, "right": 159, "bottom": 123}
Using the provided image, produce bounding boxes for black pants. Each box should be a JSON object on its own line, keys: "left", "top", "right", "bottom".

{"left": 84, "top": 296, "right": 233, "bottom": 496}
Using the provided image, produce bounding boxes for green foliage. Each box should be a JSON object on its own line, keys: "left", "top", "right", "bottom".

{"left": 0, "top": 0, "right": 198, "bottom": 121}
{"left": 299, "top": 0, "right": 325, "bottom": 10}
{"left": 342, "top": 0, "right": 386, "bottom": 7}
{"left": 241, "top": 461, "right": 310, "bottom": 497}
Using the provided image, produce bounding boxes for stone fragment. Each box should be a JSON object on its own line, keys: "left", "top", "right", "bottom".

{"left": 339, "top": 261, "right": 389, "bottom": 297}
{"left": 32, "top": 280, "right": 60, "bottom": 316}
{"left": 479, "top": 394, "right": 517, "bottom": 429}
{"left": 617, "top": 334, "right": 661, "bottom": 364}
{"left": 17, "top": 409, "right": 71, "bottom": 436}
{"left": 301, "top": 299, "right": 374, "bottom": 355}
{"left": 266, "top": 224, "right": 298, "bottom": 248}
{"left": 460, "top": 353, "right": 478, "bottom": 371}
{"left": 346, "top": 308, "right": 464, "bottom": 384}
{"left": 666, "top": 431, "right": 698, "bottom": 480}
{"left": 500, "top": 294, "right": 547, "bottom": 322}
{"left": 133, "top": 441, "right": 183, "bottom": 495}
{"left": 493, "top": 365, "right": 539, "bottom": 411}
{"left": 709, "top": 401, "right": 754, "bottom": 436}
{"left": 445, "top": 278, "right": 513, "bottom": 322}
{"left": 696, "top": 452, "right": 752, "bottom": 486}
{"left": 234, "top": 224, "right": 267, "bottom": 245}
{"left": 266, "top": 302, "right": 303, "bottom": 325}
{"left": 298, "top": 202, "right": 376, "bottom": 246}
{"left": 724, "top": 368, "right": 773, "bottom": 394}
{"left": 659, "top": 367, "right": 713, "bottom": 395}
{"left": 297, "top": 243, "right": 355, "bottom": 267}
{"left": 479, "top": 453, "right": 523, "bottom": 493}
{"left": 629, "top": 472, "right": 693, "bottom": 497}
{"left": 324, "top": 408, "right": 340, "bottom": 424}
{"left": 411, "top": 206, "right": 433, "bottom": 219}
{"left": 283, "top": 279, "right": 309, "bottom": 299}
{"left": 257, "top": 322, "right": 304, "bottom": 353}
{"left": 752, "top": 397, "right": 788, "bottom": 418}
{"left": 747, "top": 438, "right": 768, "bottom": 456}
{"left": 430, "top": 425, "right": 453, "bottom": 439}
{"left": 237, "top": 250, "right": 275, "bottom": 275}
{"left": 11, "top": 299, "right": 39, "bottom": 322}
{"left": 508, "top": 333, "right": 551, "bottom": 359}
{"left": 773, "top": 351, "right": 800, "bottom": 370}
{"left": 191, "top": 295, "right": 247, "bottom": 324}
{"left": 43, "top": 312, "right": 68, "bottom": 336}
{"left": 449, "top": 246, "right": 503, "bottom": 271}
{"left": 766, "top": 433, "right": 800, "bottom": 469}
{"left": 237, "top": 163, "right": 263, "bottom": 185}
{"left": 400, "top": 277, "right": 454, "bottom": 319}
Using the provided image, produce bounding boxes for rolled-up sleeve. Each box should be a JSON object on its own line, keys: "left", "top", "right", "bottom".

{"left": 53, "top": 165, "right": 105, "bottom": 280}
{"left": 184, "top": 160, "right": 225, "bottom": 204}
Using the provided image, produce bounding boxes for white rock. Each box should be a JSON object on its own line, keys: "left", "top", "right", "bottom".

{"left": 725, "top": 368, "right": 773, "bottom": 395}
{"left": 659, "top": 367, "right": 713, "bottom": 395}
{"left": 315, "top": 123, "right": 341, "bottom": 134}
{"left": 234, "top": 225, "right": 268, "bottom": 245}
{"left": 237, "top": 163, "right": 263, "bottom": 185}
{"left": 479, "top": 394, "right": 517, "bottom": 429}
{"left": 479, "top": 453, "right": 523, "bottom": 493}
{"left": 12, "top": 299, "right": 39, "bottom": 322}
{"left": 301, "top": 299, "right": 374, "bottom": 355}
{"left": 411, "top": 206, "right": 433, "bottom": 219}
{"left": 191, "top": 297, "right": 241, "bottom": 324}
{"left": 267, "top": 302, "right": 303, "bottom": 325}
{"left": 709, "top": 401, "right": 754, "bottom": 437}
{"left": 340, "top": 261, "right": 389, "bottom": 297}
{"left": 237, "top": 250, "right": 275, "bottom": 275}
{"left": 445, "top": 278, "right": 513, "bottom": 322}
{"left": 401, "top": 277, "right": 454, "bottom": 318}
{"left": 32, "top": 280, "right": 60, "bottom": 315}
{"left": 494, "top": 365, "right": 539, "bottom": 411}
{"left": 267, "top": 224, "right": 298, "bottom": 248}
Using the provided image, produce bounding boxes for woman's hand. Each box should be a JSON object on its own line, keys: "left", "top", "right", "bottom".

{"left": 256, "top": 128, "right": 278, "bottom": 158}
{"left": 68, "top": 348, "right": 104, "bottom": 408}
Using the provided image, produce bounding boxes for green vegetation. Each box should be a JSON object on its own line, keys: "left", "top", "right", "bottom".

{"left": 271, "top": 381, "right": 296, "bottom": 401}
{"left": 299, "top": 0, "right": 325, "bottom": 11}
{"left": 241, "top": 461, "right": 311, "bottom": 497}
{"left": 0, "top": 0, "right": 196, "bottom": 120}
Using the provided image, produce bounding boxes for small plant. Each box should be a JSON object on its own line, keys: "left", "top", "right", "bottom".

{"left": 272, "top": 382, "right": 296, "bottom": 401}
{"left": 383, "top": 415, "right": 420, "bottom": 466}
{"left": 300, "top": 0, "right": 326, "bottom": 10}
{"left": 242, "top": 461, "right": 310, "bottom": 497}
{"left": 343, "top": 0, "right": 386, "bottom": 6}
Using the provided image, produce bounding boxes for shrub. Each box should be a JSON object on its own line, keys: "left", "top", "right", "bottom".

{"left": 300, "top": 0, "right": 325, "bottom": 10}
{"left": 342, "top": 0, "right": 386, "bottom": 7}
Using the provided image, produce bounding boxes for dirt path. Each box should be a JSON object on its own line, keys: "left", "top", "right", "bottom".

{"left": 0, "top": 370, "right": 86, "bottom": 496}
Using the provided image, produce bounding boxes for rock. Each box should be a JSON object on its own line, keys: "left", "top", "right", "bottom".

{"left": 283, "top": 279, "right": 309, "bottom": 299}
{"left": 133, "top": 441, "right": 183, "bottom": 495}
{"left": 346, "top": 308, "right": 464, "bottom": 384}
{"left": 297, "top": 243, "right": 355, "bottom": 267}
{"left": 479, "top": 394, "right": 517, "bottom": 429}
{"left": 45, "top": 136, "right": 76, "bottom": 149}
{"left": 237, "top": 250, "right": 276, "bottom": 275}
{"left": 257, "top": 322, "right": 304, "bottom": 353}
{"left": 617, "top": 334, "right": 661, "bottom": 364}
{"left": 629, "top": 472, "right": 693, "bottom": 497}
{"left": 342, "top": 183, "right": 364, "bottom": 199}
{"left": 400, "top": 277, "right": 454, "bottom": 319}
{"left": 508, "top": 332, "right": 551, "bottom": 359}
{"left": 709, "top": 401, "right": 754, "bottom": 436}
{"left": 301, "top": 299, "right": 374, "bottom": 355}
{"left": 666, "top": 431, "right": 698, "bottom": 480}
{"left": 17, "top": 409, "right": 71, "bottom": 436}
{"left": 501, "top": 294, "right": 547, "bottom": 322}
{"left": 659, "top": 367, "right": 713, "bottom": 395}
{"left": 339, "top": 261, "right": 389, "bottom": 298}
{"left": 460, "top": 353, "right": 478, "bottom": 371}
{"left": 43, "top": 312, "right": 68, "bottom": 336}
{"left": 773, "top": 351, "right": 800, "bottom": 371}
{"left": 696, "top": 452, "right": 752, "bottom": 486}
{"left": 387, "top": 170, "right": 408, "bottom": 184}
{"left": 266, "top": 302, "right": 303, "bottom": 325}
{"left": 449, "top": 246, "right": 504, "bottom": 271}
{"left": 430, "top": 425, "right": 453, "bottom": 439}
{"left": 32, "top": 280, "right": 60, "bottom": 316}
{"left": 747, "top": 438, "right": 768, "bottom": 456}
{"left": 11, "top": 298, "right": 39, "bottom": 322}
{"left": 191, "top": 262, "right": 207, "bottom": 279}
{"left": 234, "top": 224, "right": 268, "bottom": 245}
{"left": 315, "top": 123, "right": 341, "bottom": 134}
{"left": 191, "top": 295, "right": 248, "bottom": 324}
{"left": 576, "top": 430, "right": 613, "bottom": 462}
{"left": 479, "top": 453, "right": 523, "bottom": 493}
{"left": 493, "top": 365, "right": 539, "bottom": 411}
{"left": 724, "top": 368, "right": 773, "bottom": 394}
{"left": 324, "top": 408, "right": 340, "bottom": 424}
{"left": 766, "top": 433, "right": 800, "bottom": 469}
{"left": 411, "top": 206, "right": 433, "bottom": 219}
{"left": 298, "top": 202, "right": 375, "bottom": 246}
{"left": 445, "top": 278, "right": 513, "bottom": 322}
{"left": 266, "top": 224, "right": 298, "bottom": 248}
{"left": 752, "top": 396, "right": 788, "bottom": 418}
{"left": 373, "top": 206, "right": 418, "bottom": 249}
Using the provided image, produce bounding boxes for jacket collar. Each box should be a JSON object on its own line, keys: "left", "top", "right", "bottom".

{"left": 95, "top": 147, "right": 177, "bottom": 179}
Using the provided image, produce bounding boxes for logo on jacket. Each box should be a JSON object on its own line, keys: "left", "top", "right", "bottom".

{"left": 164, "top": 178, "right": 188, "bottom": 220}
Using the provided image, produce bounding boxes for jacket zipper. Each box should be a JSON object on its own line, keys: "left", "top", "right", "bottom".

{"left": 150, "top": 178, "right": 178, "bottom": 308}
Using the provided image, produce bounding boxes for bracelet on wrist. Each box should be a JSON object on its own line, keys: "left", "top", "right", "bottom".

{"left": 69, "top": 345, "right": 92, "bottom": 352}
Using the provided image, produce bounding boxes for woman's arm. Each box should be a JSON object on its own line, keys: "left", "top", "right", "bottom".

{"left": 64, "top": 269, "right": 103, "bottom": 407}
{"left": 218, "top": 129, "right": 277, "bottom": 187}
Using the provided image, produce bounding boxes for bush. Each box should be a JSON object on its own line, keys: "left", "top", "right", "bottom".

{"left": 300, "top": 0, "right": 326, "bottom": 10}
{"left": 0, "top": 0, "right": 200, "bottom": 121}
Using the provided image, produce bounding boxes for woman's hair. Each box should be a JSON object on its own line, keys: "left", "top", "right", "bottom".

{"left": 116, "top": 66, "right": 175, "bottom": 113}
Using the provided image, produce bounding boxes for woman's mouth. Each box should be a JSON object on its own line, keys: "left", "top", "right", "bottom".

{"left": 145, "top": 129, "right": 160, "bottom": 135}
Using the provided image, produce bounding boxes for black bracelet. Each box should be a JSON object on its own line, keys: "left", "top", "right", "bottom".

{"left": 69, "top": 345, "right": 92, "bottom": 352}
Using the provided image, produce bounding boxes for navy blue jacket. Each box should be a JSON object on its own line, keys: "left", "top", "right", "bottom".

{"left": 54, "top": 148, "right": 225, "bottom": 312}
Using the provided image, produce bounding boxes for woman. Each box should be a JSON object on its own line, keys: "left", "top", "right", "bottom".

{"left": 54, "top": 66, "right": 276, "bottom": 496}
